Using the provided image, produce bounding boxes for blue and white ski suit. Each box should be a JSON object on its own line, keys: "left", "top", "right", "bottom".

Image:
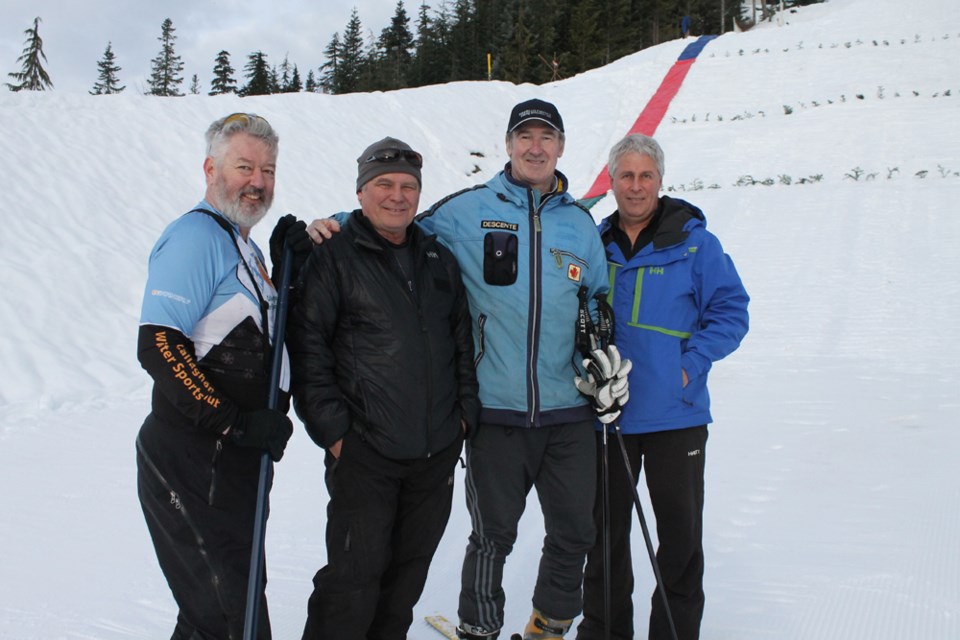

{"left": 417, "top": 168, "right": 609, "bottom": 428}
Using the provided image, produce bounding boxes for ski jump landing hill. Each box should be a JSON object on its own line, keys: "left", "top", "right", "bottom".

{"left": 580, "top": 35, "right": 717, "bottom": 208}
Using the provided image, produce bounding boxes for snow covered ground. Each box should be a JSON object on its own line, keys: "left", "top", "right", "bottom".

{"left": 1, "top": 0, "right": 958, "bottom": 637}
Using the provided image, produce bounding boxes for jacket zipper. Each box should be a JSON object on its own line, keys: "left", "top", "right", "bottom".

{"left": 419, "top": 299, "right": 434, "bottom": 456}
{"left": 527, "top": 191, "right": 552, "bottom": 427}
{"left": 208, "top": 438, "right": 223, "bottom": 505}
{"left": 391, "top": 239, "right": 434, "bottom": 456}
{"left": 549, "top": 247, "right": 590, "bottom": 269}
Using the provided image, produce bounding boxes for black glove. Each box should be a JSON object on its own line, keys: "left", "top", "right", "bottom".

{"left": 269, "top": 214, "right": 313, "bottom": 283}
{"left": 230, "top": 408, "right": 294, "bottom": 462}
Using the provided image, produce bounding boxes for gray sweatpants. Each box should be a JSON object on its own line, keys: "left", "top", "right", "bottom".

{"left": 458, "top": 420, "right": 597, "bottom": 633}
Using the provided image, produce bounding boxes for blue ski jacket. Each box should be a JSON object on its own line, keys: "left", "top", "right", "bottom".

{"left": 599, "top": 196, "right": 749, "bottom": 434}
{"left": 417, "top": 166, "right": 609, "bottom": 428}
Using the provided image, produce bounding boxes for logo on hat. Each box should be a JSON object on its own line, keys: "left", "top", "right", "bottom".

{"left": 507, "top": 98, "right": 564, "bottom": 133}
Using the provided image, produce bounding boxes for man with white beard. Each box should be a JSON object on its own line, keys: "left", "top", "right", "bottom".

{"left": 135, "top": 113, "right": 312, "bottom": 640}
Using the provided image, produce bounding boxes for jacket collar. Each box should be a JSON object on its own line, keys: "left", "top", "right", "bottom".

{"left": 492, "top": 163, "right": 573, "bottom": 208}
{"left": 347, "top": 209, "right": 436, "bottom": 253}
{"left": 599, "top": 195, "right": 706, "bottom": 252}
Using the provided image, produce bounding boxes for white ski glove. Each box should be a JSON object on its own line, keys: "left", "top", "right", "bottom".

{"left": 574, "top": 345, "right": 632, "bottom": 423}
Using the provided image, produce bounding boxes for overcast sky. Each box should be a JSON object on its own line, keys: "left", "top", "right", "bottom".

{"left": 2, "top": 0, "right": 405, "bottom": 94}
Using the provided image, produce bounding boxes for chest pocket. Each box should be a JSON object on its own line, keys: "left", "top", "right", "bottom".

{"left": 483, "top": 231, "right": 518, "bottom": 286}
{"left": 424, "top": 249, "right": 454, "bottom": 294}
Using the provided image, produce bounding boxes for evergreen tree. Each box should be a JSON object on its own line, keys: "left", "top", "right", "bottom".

{"left": 501, "top": 1, "right": 534, "bottom": 83}
{"left": 239, "top": 51, "right": 271, "bottom": 96}
{"left": 410, "top": 2, "right": 451, "bottom": 87}
{"left": 689, "top": 0, "right": 724, "bottom": 37}
{"left": 90, "top": 41, "right": 125, "bottom": 95}
{"left": 287, "top": 65, "right": 302, "bottom": 92}
{"left": 305, "top": 69, "right": 318, "bottom": 92}
{"left": 409, "top": 3, "right": 433, "bottom": 87}
{"left": 209, "top": 50, "right": 238, "bottom": 95}
{"left": 319, "top": 32, "right": 341, "bottom": 93}
{"left": 358, "top": 29, "right": 385, "bottom": 92}
{"left": 147, "top": 18, "right": 184, "bottom": 96}
{"left": 6, "top": 16, "right": 53, "bottom": 91}
{"left": 277, "top": 55, "right": 292, "bottom": 92}
{"left": 378, "top": 1, "right": 415, "bottom": 89}
{"left": 268, "top": 65, "right": 281, "bottom": 93}
{"left": 448, "top": 0, "right": 481, "bottom": 81}
{"left": 563, "top": 0, "right": 602, "bottom": 74}
{"left": 524, "top": 0, "right": 561, "bottom": 83}
{"left": 337, "top": 9, "right": 367, "bottom": 94}
{"left": 644, "top": 0, "right": 677, "bottom": 47}
{"left": 189, "top": 74, "right": 201, "bottom": 94}
{"left": 475, "top": 0, "right": 506, "bottom": 79}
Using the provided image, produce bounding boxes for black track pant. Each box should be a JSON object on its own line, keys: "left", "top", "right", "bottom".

{"left": 137, "top": 414, "right": 271, "bottom": 640}
{"left": 458, "top": 421, "right": 597, "bottom": 633}
{"left": 577, "top": 426, "right": 707, "bottom": 640}
{"left": 301, "top": 428, "right": 463, "bottom": 640}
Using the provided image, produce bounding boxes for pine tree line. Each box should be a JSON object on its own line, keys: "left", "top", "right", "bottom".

{"left": 6, "top": 2, "right": 824, "bottom": 96}
{"left": 320, "top": 0, "right": 745, "bottom": 94}
{"left": 4, "top": 15, "right": 315, "bottom": 96}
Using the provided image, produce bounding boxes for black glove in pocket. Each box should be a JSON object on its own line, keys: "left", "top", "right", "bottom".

{"left": 483, "top": 231, "right": 518, "bottom": 286}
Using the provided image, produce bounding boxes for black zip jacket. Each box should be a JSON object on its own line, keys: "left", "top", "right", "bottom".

{"left": 287, "top": 210, "right": 480, "bottom": 460}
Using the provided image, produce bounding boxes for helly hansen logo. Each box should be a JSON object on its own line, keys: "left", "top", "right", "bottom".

{"left": 426, "top": 250, "right": 440, "bottom": 259}
{"left": 648, "top": 267, "right": 665, "bottom": 276}
{"left": 688, "top": 449, "right": 701, "bottom": 457}
{"left": 481, "top": 220, "right": 519, "bottom": 231}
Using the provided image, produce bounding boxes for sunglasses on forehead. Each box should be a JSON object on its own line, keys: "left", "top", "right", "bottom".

{"left": 222, "top": 112, "right": 270, "bottom": 127}
{"left": 362, "top": 148, "right": 423, "bottom": 168}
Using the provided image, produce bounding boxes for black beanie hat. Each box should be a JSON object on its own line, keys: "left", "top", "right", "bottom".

{"left": 356, "top": 137, "right": 423, "bottom": 192}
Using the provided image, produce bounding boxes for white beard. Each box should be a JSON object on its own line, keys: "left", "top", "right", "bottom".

{"left": 212, "top": 179, "right": 272, "bottom": 229}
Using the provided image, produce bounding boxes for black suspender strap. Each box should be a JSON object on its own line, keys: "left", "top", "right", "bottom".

{"left": 189, "top": 208, "right": 272, "bottom": 373}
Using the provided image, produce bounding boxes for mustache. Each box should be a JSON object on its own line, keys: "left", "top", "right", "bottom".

{"left": 239, "top": 186, "right": 266, "bottom": 200}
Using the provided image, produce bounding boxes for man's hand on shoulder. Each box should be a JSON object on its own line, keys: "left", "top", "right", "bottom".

{"left": 306, "top": 218, "right": 341, "bottom": 244}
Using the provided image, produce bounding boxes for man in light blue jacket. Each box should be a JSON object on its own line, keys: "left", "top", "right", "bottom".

{"left": 418, "top": 99, "right": 614, "bottom": 640}
{"left": 575, "top": 134, "right": 749, "bottom": 640}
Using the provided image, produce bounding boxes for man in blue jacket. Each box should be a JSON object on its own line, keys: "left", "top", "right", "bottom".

{"left": 418, "top": 99, "right": 623, "bottom": 640}
{"left": 575, "top": 134, "right": 749, "bottom": 640}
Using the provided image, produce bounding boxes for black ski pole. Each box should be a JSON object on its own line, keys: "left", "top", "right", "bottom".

{"left": 576, "top": 287, "right": 613, "bottom": 640}
{"left": 593, "top": 293, "right": 614, "bottom": 640}
{"left": 601, "top": 421, "right": 612, "bottom": 640}
{"left": 242, "top": 245, "right": 293, "bottom": 640}
{"left": 612, "top": 422, "right": 679, "bottom": 640}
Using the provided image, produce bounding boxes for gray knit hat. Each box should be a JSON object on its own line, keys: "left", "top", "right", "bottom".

{"left": 356, "top": 137, "right": 423, "bottom": 191}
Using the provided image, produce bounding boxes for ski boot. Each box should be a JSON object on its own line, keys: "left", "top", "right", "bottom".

{"left": 513, "top": 608, "right": 572, "bottom": 640}
{"left": 457, "top": 621, "right": 500, "bottom": 640}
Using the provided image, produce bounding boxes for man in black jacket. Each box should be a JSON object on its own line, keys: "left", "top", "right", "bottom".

{"left": 288, "top": 137, "right": 481, "bottom": 640}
